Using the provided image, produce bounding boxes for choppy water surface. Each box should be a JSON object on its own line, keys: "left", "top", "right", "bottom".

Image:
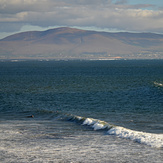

{"left": 0, "top": 60, "right": 163, "bottom": 162}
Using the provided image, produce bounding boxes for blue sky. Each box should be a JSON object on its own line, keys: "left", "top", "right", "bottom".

{"left": 128, "top": 0, "right": 163, "bottom": 6}
{"left": 0, "top": 0, "right": 163, "bottom": 39}
{"left": 128, "top": 0, "right": 163, "bottom": 9}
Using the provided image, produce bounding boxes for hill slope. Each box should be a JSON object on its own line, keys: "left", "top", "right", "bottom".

{"left": 0, "top": 27, "right": 163, "bottom": 59}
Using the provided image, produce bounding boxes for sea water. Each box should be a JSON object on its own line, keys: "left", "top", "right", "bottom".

{"left": 0, "top": 60, "right": 163, "bottom": 163}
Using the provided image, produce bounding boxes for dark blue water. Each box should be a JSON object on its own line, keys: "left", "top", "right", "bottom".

{"left": 0, "top": 60, "right": 162, "bottom": 132}
{"left": 0, "top": 60, "right": 163, "bottom": 162}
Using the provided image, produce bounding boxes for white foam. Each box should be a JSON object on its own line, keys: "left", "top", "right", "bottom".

{"left": 93, "top": 122, "right": 106, "bottom": 130}
{"left": 75, "top": 116, "right": 83, "bottom": 120}
{"left": 108, "top": 126, "right": 163, "bottom": 148}
{"left": 154, "top": 81, "right": 163, "bottom": 87}
{"left": 70, "top": 115, "right": 163, "bottom": 148}
{"left": 82, "top": 118, "right": 112, "bottom": 131}
{"left": 83, "top": 118, "right": 96, "bottom": 125}
{"left": 1, "top": 118, "right": 163, "bottom": 162}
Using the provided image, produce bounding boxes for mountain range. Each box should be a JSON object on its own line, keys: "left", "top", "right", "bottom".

{"left": 0, "top": 27, "right": 163, "bottom": 60}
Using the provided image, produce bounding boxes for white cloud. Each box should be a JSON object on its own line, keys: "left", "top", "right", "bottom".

{"left": 0, "top": 0, "right": 163, "bottom": 34}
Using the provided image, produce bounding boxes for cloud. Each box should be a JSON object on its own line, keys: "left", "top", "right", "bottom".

{"left": 0, "top": 0, "right": 163, "bottom": 34}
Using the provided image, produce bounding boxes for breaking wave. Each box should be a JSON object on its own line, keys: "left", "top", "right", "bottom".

{"left": 64, "top": 114, "right": 163, "bottom": 149}
{"left": 154, "top": 81, "right": 163, "bottom": 87}
{"left": 25, "top": 109, "right": 163, "bottom": 149}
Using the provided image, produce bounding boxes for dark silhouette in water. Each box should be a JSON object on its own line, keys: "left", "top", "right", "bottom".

{"left": 27, "top": 115, "right": 34, "bottom": 118}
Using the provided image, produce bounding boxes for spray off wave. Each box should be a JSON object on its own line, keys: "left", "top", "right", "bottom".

{"left": 66, "top": 114, "right": 163, "bottom": 149}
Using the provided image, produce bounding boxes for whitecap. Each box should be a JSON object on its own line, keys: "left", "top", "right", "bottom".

{"left": 108, "top": 126, "right": 163, "bottom": 148}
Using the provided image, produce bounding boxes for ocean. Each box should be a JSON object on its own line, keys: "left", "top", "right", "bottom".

{"left": 0, "top": 59, "right": 163, "bottom": 163}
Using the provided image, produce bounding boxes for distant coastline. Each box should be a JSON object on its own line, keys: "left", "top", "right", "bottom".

{"left": 0, "top": 27, "right": 163, "bottom": 60}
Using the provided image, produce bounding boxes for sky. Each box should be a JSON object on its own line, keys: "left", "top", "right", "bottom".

{"left": 0, "top": 0, "right": 163, "bottom": 39}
